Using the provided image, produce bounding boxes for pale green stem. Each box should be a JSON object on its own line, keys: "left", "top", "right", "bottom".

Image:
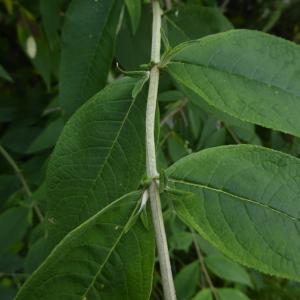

{"left": 146, "top": 1, "right": 177, "bottom": 299}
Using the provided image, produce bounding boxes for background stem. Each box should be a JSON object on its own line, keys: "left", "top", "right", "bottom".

{"left": 146, "top": 1, "right": 177, "bottom": 299}
{"left": 0, "top": 144, "right": 44, "bottom": 222}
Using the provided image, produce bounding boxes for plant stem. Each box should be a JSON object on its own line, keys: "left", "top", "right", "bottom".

{"left": 146, "top": 1, "right": 176, "bottom": 299}
{"left": 0, "top": 144, "right": 44, "bottom": 222}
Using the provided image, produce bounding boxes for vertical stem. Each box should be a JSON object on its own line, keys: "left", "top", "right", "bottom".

{"left": 146, "top": 1, "right": 177, "bottom": 299}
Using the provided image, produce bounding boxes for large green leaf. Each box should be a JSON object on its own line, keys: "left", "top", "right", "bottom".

{"left": 165, "top": 30, "right": 300, "bottom": 137}
{"left": 164, "top": 5, "right": 232, "bottom": 47}
{"left": 165, "top": 145, "right": 300, "bottom": 281}
{"left": 47, "top": 77, "right": 147, "bottom": 247}
{"left": 60, "top": 0, "right": 122, "bottom": 117}
{"left": 15, "top": 192, "right": 155, "bottom": 300}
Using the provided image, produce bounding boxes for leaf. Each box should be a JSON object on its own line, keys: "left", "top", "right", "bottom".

{"left": 15, "top": 192, "right": 155, "bottom": 300}
{"left": 205, "top": 255, "right": 253, "bottom": 287}
{"left": 116, "top": 5, "right": 152, "bottom": 70}
{"left": 0, "top": 252, "right": 23, "bottom": 273}
{"left": 60, "top": 0, "right": 122, "bottom": 117}
{"left": 47, "top": 77, "right": 147, "bottom": 247}
{"left": 0, "top": 64, "right": 13, "bottom": 82}
{"left": 24, "top": 238, "right": 49, "bottom": 273}
{"left": 218, "top": 288, "right": 250, "bottom": 300}
{"left": 40, "top": 0, "right": 63, "bottom": 48}
{"left": 164, "top": 5, "right": 232, "bottom": 46}
{"left": 1, "top": 125, "right": 41, "bottom": 154}
{"left": 193, "top": 288, "right": 250, "bottom": 300}
{"left": 27, "top": 118, "right": 64, "bottom": 154}
{"left": 174, "top": 261, "right": 200, "bottom": 300}
{"left": 125, "top": 0, "right": 141, "bottom": 34}
{"left": 0, "top": 285, "right": 17, "bottom": 300}
{"left": 167, "top": 133, "right": 189, "bottom": 162}
{"left": 165, "top": 145, "right": 300, "bottom": 281}
{"left": 192, "top": 289, "right": 213, "bottom": 300}
{"left": 165, "top": 30, "right": 300, "bottom": 137}
{"left": 0, "top": 207, "right": 29, "bottom": 255}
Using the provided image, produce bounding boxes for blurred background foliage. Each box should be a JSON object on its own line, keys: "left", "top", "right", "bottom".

{"left": 0, "top": 0, "right": 300, "bottom": 299}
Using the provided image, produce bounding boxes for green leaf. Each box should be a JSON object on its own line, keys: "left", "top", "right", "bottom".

{"left": 27, "top": 118, "right": 64, "bottom": 154}
{"left": 193, "top": 288, "right": 250, "bottom": 300}
{"left": 166, "top": 30, "right": 300, "bottom": 137}
{"left": 24, "top": 238, "right": 49, "bottom": 273}
{"left": 40, "top": 0, "right": 63, "bottom": 48}
{"left": 0, "top": 64, "right": 13, "bottom": 82}
{"left": 165, "top": 145, "right": 300, "bottom": 281}
{"left": 0, "top": 207, "right": 29, "bottom": 255}
{"left": 60, "top": 0, "right": 122, "bottom": 117}
{"left": 192, "top": 289, "right": 213, "bottom": 300}
{"left": 15, "top": 192, "right": 155, "bottom": 300}
{"left": 218, "top": 288, "right": 250, "bottom": 300}
{"left": 116, "top": 5, "right": 152, "bottom": 70}
{"left": 164, "top": 5, "right": 232, "bottom": 47}
{"left": 47, "top": 77, "right": 147, "bottom": 247}
{"left": 205, "top": 255, "right": 253, "bottom": 287}
{"left": 174, "top": 261, "right": 200, "bottom": 300}
{"left": 125, "top": 0, "right": 141, "bottom": 34}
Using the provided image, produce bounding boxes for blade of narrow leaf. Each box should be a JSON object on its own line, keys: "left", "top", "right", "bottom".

{"left": 0, "top": 64, "right": 13, "bottom": 82}
{"left": 166, "top": 30, "right": 300, "bottom": 137}
{"left": 15, "top": 192, "right": 155, "bottom": 300}
{"left": 125, "top": 0, "right": 141, "bottom": 34}
{"left": 47, "top": 77, "right": 147, "bottom": 247}
{"left": 165, "top": 145, "right": 300, "bottom": 281}
{"left": 164, "top": 5, "right": 232, "bottom": 46}
{"left": 60, "top": 0, "right": 122, "bottom": 117}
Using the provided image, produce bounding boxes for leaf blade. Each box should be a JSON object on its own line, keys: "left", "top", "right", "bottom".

{"left": 15, "top": 192, "right": 155, "bottom": 300}
{"left": 165, "top": 145, "right": 300, "bottom": 281}
{"left": 166, "top": 30, "right": 300, "bottom": 137}
{"left": 47, "top": 77, "right": 147, "bottom": 247}
{"left": 60, "top": 0, "right": 122, "bottom": 117}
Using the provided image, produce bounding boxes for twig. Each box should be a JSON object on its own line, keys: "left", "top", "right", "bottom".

{"left": 220, "top": 0, "right": 230, "bottom": 12}
{"left": 223, "top": 123, "right": 242, "bottom": 144}
{"left": 191, "top": 229, "right": 220, "bottom": 300}
{"left": 0, "top": 144, "right": 44, "bottom": 222}
{"left": 165, "top": 0, "right": 172, "bottom": 10}
{"left": 160, "top": 98, "right": 188, "bottom": 127}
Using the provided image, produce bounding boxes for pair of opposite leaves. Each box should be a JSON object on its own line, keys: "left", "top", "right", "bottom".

{"left": 15, "top": 30, "right": 300, "bottom": 299}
